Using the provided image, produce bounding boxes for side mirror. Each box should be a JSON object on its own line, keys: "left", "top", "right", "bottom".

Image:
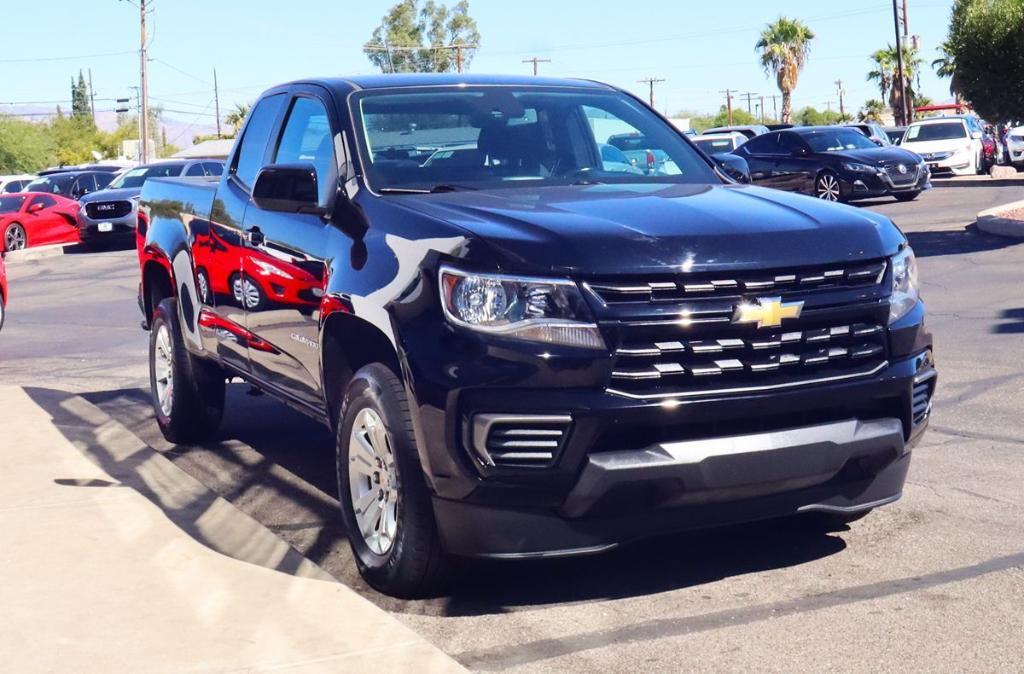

{"left": 872, "top": 138, "right": 884, "bottom": 146}
{"left": 970, "top": 131, "right": 983, "bottom": 140}
{"left": 713, "top": 154, "right": 751, "bottom": 184}
{"left": 252, "top": 163, "right": 325, "bottom": 214}
{"left": 27, "top": 202, "right": 45, "bottom": 213}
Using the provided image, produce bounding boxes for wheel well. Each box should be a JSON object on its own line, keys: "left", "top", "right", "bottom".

{"left": 321, "top": 314, "right": 402, "bottom": 424}
{"left": 142, "top": 260, "right": 174, "bottom": 323}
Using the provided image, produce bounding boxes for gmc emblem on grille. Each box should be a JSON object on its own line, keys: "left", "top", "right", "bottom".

{"left": 96, "top": 204, "right": 115, "bottom": 211}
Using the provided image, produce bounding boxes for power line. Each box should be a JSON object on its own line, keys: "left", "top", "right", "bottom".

{"left": 0, "top": 49, "right": 135, "bottom": 64}
{"left": 740, "top": 92, "right": 758, "bottom": 115}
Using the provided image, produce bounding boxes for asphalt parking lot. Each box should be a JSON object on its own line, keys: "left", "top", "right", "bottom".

{"left": 2, "top": 177, "right": 1023, "bottom": 671}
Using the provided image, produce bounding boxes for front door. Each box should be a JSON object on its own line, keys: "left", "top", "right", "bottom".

{"left": 192, "top": 92, "right": 286, "bottom": 373}
{"left": 240, "top": 89, "right": 337, "bottom": 409}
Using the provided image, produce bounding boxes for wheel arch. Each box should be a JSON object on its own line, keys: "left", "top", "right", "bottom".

{"left": 320, "top": 312, "right": 403, "bottom": 426}
{"left": 141, "top": 257, "right": 175, "bottom": 325}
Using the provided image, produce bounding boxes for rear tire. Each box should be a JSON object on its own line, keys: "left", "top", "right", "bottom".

{"left": 893, "top": 190, "right": 921, "bottom": 202}
{"left": 336, "top": 363, "right": 450, "bottom": 598}
{"left": 149, "top": 297, "right": 225, "bottom": 443}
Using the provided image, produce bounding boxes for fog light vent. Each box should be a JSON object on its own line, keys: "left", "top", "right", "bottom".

{"left": 471, "top": 414, "right": 572, "bottom": 467}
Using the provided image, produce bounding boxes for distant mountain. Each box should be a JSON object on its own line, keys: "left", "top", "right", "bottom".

{"left": 0, "top": 105, "right": 218, "bottom": 148}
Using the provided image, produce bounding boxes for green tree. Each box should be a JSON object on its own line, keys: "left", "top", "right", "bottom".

{"left": 867, "top": 44, "right": 922, "bottom": 125}
{"left": 0, "top": 116, "right": 55, "bottom": 173}
{"left": 364, "top": 0, "right": 480, "bottom": 73}
{"left": 792, "top": 106, "right": 846, "bottom": 126}
{"left": 859, "top": 99, "right": 887, "bottom": 122}
{"left": 71, "top": 71, "right": 92, "bottom": 123}
{"left": 945, "top": 0, "right": 1024, "bottom": 123}
{"left": 931, "top": 39, "right": 962, "bottom": 99}
{"left": 755, "top": 17, "right": 815, "bottom": 124}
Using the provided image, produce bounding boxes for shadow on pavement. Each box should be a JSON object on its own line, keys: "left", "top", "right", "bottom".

{"left": 931, "top": 177, "right": 1023, "bottom": 188}
{"left": 905, "top": 224, "right": 1022, "bottom": 258}
{"left": 23, "top": 386, "right": 334, "bottom": 582}
{"left": 993, "top": 308, "right": 1024, "bottom": 334}
{"left": 75, "top": 384, "right": 847, "bottom": 616}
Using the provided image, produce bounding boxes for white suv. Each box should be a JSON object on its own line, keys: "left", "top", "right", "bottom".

{"left": 1006, "top": 126, "right": 1024, "bottom": 169}
{"left": 901, "top": 116, "right": 985, "bottom": 176}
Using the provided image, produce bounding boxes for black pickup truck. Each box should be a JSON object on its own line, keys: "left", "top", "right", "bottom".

{"left": 138, "top": 74, "right": 935, "bottom": 597}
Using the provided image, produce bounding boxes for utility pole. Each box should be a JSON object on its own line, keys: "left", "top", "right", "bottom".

{"left": 720, "top": 89, "right": 735, "bottom": 125}
{"left": 637, "top": 77, "right": 665, "bottom": 108}
{"left": 770, "top": 95, "right": 779, "bottom": 120}
{"left": 824, "top": 100, "right": 834, "bottom": 114}
{"left": 740, "top": 92, "right": 758, "bottom": 116}
{"left": 891, "top": 0, "right": 907, "bottom": 126}
{"left": 213, "top": 68, "right": 222, "bottom": 138}
{"left": 835, "top": 79, "right": 846, "bottom": 119}
{"left": 87, "top": 68, "right": 96, "bottom": 123}
{"left": 455, "top": 44, "right": 466, "bottom": 73}
{"left": 136, "top": 0, "right": 150, "bottom": 163}
{"left": 521, "top": 57, "right": 551, "bottom": 76}
{"left": 759, "top": 95, "right": 765, "bottom": 123}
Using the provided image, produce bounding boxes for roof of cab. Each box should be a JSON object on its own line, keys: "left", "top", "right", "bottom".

{"left": 275, "top": 73, "right": 616, "bottom": 95}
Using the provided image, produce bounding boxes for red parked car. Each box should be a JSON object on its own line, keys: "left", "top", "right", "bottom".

{"left": 0, "top": 254, "right": 7, "bottom": 332}
{"left": 0, "top": 192, "right": 81, "bottom": 252}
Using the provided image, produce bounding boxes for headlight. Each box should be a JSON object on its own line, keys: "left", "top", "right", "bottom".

{"left": 841, "top": 162, "right": 876, "bottom": 173}
{"left": 889, "top": 246, "right": 920, "bottom": 323}
{"left": 439, "top": 267, "right": 605, "bottom": 349}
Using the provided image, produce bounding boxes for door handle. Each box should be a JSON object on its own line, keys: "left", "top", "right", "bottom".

{"left": 245, "top": 226, "right": 265, "bottom": 247}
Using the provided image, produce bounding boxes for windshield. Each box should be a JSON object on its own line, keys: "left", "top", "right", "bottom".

{"left": 108, "top": 163, "right": 184, "bottom": 189}
{"left": 905, "top": 122, "right": 968, "bottom": 142}
{"left": 352, "top": 86, "right": 717, "bottom": 192}
{"left": 0, "top": 195, "right": 27, "bottom": 213}
{"left": 693, "top": 137, "right": 738, "bottom": 154}
{"left": 803, "top": 129, "right": 879, "bottom": 153}
{"left": 26, "top": 174, "right": 73, "bottom": 195}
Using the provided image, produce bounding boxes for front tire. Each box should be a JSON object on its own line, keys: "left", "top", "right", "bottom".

{"left": 149, "top": 298, "right": 225, "bottom": 443}
{"left": 893, "top": 190, "right": 921, "bottom": 202}
{"left": 3, "top": 222, "right": 26, "bottom": 252}
{"left": 815, "top": 171, "right": 844, "bottom": 202}
{"left": 336, "top": 363, "right": 449, "bottom": 598}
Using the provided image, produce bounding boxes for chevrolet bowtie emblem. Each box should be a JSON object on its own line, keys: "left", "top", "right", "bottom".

{"left": 732, "top": 297, "right": 804, "bottom": 329}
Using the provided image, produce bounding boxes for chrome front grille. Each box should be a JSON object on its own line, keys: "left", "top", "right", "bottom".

{"left": 912, "top": 379, "right": 933, "bottom": 425}
{"left": 587, "top": 260, "right": 885, "bottom": 304}
{"left": 881, "top": 160, "right": 919, "bottom": 185}
{"left": 590, "top": 259, "right": 891, "bottom": 400}
{"left": 471, "top": 414, "right": 572, "bottom": 467}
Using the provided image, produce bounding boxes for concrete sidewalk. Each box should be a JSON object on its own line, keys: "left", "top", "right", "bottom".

{"left": 0, "top": 386, "right": 463, "bottom": 673}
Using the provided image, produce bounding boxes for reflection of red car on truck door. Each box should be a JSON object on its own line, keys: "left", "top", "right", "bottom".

{"left": 190, "top": 216, "right": 323, "bottom": 311}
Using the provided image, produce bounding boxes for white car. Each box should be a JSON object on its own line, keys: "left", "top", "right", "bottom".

{"left": 0, "top": 174, "right": 35, "bottom": 194}
{"left": 900, "top": 116, "right": 986, "bottom": 176}
{"left": 1005, "top": 126, "right": 1024, "bottom": 169}
{"left": 691, "top": 132, "right": 747, "bottom": 156}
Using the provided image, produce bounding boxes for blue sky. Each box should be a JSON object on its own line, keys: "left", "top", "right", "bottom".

{"left": 1, "top": 0, "right": 956, "bottom": 130}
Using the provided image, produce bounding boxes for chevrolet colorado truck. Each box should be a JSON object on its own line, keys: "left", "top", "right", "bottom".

{"left": 137, "top": 74, "right": 936, "bottom": 597}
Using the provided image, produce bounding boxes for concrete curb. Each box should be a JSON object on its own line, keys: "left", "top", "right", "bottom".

{"left": 976, "top": 199, "right": 1024, "bottom": 239}
{"left": 3, "top": 243, "right": 74, "bottom": 262}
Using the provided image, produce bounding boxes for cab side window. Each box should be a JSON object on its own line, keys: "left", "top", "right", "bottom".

{"left": 232, "top": 93, "right": 285, "bottom": 189}
{"left": 778, "top": 133, "right": 807, "bottom": 155}
{"left": 185, "top": 163, "right": 206, "bottom": 177}
{"left": 274, "top": 96, "right": 336, "bottom": 205}
{"left": 73, "top": 174, "right": 98, "bottom": 197}
{"left": 740, "top": 133, "right": 779, "bottom": 155}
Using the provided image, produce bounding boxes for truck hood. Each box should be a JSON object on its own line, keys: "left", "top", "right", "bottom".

{"left": 391, "top": 183, "right": 904, "bottom": 275}
{"left": 79, "top": 187, "right": 140, "bottom": 203}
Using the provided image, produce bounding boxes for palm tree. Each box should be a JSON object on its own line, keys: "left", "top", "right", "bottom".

{"left": 859, "top": 99, "right": 886, "bottom": 123}
{"left": 755, "top": 17, "right": 815, "bottom": 124}
{"left": 868, "top": 44, "right": 922, "bottom": 124}
{"left": 224, "top": 102, "right": 251, "bottom": 135}
{"left": 932, "top": 40, "right": 962, "bottom": 102}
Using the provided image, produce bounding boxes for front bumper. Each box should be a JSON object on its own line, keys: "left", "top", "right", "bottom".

{"left": 843, "top": 167, "right": 930, "bottom": 200}
{"left": 77, "top": 212, "right": 137, "bottom": 242}
{"left": 427, "top": 351, "right": 935, "bottom": 558}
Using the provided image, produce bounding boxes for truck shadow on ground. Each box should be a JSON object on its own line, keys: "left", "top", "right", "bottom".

{"left": 74, "top": 384, "right": 848, "bottom": 616}
{"left": 904, "top": 225, "right": 1022, "bottom": 258}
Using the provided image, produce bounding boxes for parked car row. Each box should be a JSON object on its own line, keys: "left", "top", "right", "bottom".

{"left": 0, "top": 159, "right": 223, "bottom": 253}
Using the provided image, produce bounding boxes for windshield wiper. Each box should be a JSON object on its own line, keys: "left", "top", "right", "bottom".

{"left": 378, "top": 187, "right": 431, "bottom": 194}
{"left": 378, "top": 184, "right": 479, "bottom": 194}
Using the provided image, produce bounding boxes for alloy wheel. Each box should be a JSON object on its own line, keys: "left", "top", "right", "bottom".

{"left": 816, "top": 174, "right": 841, "bottom": 201}
{"left": 4, "top": 224, "right": 26, "bottom": 251}
{"left": 348, "top": 407, "right": 399, "bottom": 556}
{"left": 241, "top": 279, "right": 261, "bottom": 309}
{"left": 153, "top": 323, "right": 174, "bottom": 417}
